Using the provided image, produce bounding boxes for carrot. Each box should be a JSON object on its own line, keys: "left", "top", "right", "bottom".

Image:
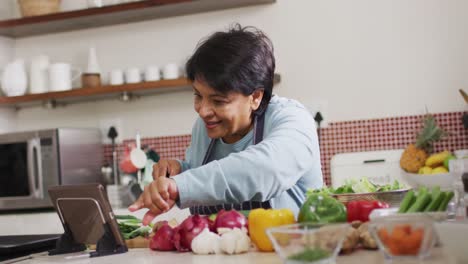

{"left": 381, "top": 225, "right": 425, "bottom": 256}
{"left": 397, "top": 224, "right": 412, "bottom": 235}
{"left": 405, "top": 228, "right": 423, "bottom": 255}
{"left": 377, "top": 228, "right": 390, "bottom": 245}
{"left": 387, "top": 242, "right": 400, "bottom": 255}
{"left": 391, "top": 225, "right": 409, "bottom": 244}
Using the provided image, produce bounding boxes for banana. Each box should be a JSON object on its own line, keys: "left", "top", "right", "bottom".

{"left": 432, "top": 166, "right": 449, "bottom": 174}
{"left": 418, "top": 166, "right": 433, "bottom": 174}
{"left": 425, "top": 151, "right": 451, "bottom": 168}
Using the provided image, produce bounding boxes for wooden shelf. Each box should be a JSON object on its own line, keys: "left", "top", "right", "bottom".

{"left": 0, "top": 73, "right": 281, "bottom": 109}
{"left": 0, "top": 0, "right": 275, "bottom": 37}
{"left": 0, "top": 78, "right": 192, "bottom": 108}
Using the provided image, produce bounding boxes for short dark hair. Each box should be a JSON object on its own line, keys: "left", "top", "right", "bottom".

{"left": 185, "top": 24, "right": 275, "bottom": 115}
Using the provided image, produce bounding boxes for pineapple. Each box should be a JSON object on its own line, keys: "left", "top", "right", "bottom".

{"left": 400, "top": 115, "right": 447, "bottom": 173}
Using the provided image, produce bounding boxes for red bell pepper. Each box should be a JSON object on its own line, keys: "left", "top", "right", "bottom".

{"left": 346, "top": 200, "right": 389, "bottom": 222}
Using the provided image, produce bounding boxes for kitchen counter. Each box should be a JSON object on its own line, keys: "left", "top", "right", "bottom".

{"left": 1, "top": 209, "right": 459, "bottom": 264}
{"left": 0, "top": 207, "right": 190, "bottom": 236}
{"left": 15, "top": 248, "right": 455, "bottom": 264}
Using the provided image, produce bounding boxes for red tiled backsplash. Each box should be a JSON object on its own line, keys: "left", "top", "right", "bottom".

{"left": 103, "top": 111, "right": 468, "bottom": 186}
{"left": 103, "top": 135, "right": 191, "bottom": 167}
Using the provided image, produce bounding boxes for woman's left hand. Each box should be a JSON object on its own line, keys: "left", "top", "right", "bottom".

{"left": 128, "top": 177, "right": 179, "bottom": 225}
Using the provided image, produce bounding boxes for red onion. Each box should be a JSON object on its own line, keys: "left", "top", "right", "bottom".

{"left": 173, "top": 214, "right": 210, "bottom": 252}
{"left": 149, "top": 223, "right": 175, "bottom": 251}
{"left": 214, "top": 210, "right": 247, "bottom": 231}
{"left": 208, "top": 217, "right": 216, "bottom": 233}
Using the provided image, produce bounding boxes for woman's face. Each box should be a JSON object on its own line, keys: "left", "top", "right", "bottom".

{"left": 193, "top": 79, "right": 263, "bottom": 144}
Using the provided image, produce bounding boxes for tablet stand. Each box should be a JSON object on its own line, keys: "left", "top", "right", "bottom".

{"left": 49, "top": 197, "right": 128, "bottom": 257}
{"left": 49, "top": 224, "right": 86, "bottom": 255}
{"left": 91, "top": 223, "right": 128, "bottom": 257}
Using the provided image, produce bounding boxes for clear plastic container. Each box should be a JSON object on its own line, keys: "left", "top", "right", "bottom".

{"left": 369, "top": 216, "right": 436, "bottom": 261}
{"left": 266, "top": 223, "right": 349, "bottom": 264}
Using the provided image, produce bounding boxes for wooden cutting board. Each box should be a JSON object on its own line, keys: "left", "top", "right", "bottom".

{"left": 125, "top": 236, "right": 150, "bottom": 248}
{"left": 88, "top": 236, "right": 150, "bottom": 250}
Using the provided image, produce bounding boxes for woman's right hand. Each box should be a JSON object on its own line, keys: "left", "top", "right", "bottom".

{"left": 152, "top": 159, "right": 181, "bottom": 179}
{"left": 128, "top": 176, "right": 179, "bottom": 225}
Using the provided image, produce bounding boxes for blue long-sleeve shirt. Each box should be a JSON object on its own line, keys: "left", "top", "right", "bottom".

{"left": 174, "top": 95, "right": 323, "bottom": 215}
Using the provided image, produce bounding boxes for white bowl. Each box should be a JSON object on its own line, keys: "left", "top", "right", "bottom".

{"left": 401, "top": 170, "right": 454, "bottom": 190}
{"left": 434, "top": 221, "right": 468, "bottom": 263}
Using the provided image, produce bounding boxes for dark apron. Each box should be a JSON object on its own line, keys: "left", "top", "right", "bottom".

{"left": 189, "top": 111, "right": 271, "bottom": 215}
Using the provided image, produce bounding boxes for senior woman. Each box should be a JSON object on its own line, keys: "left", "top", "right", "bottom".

{"left": 130, "top": 24, "right": 323, "bottom": 225}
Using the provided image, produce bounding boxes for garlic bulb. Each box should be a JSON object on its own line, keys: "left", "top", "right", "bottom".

{"left": 191, "top": 228, "right": 220, "bottom": 255}
{"left": 219, "top": 228, "right": 250, "bottom": 255}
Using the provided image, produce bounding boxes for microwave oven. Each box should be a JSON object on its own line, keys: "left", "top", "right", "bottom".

{"left": 0, "top": 128, "right": 103, "bottom": 211}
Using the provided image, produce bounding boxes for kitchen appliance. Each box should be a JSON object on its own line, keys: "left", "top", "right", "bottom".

{"left": 0, "top": 128, "right": 102, "bottom": 211}
{"left": 330, "top": 149, "right": 407, "bottom": 187}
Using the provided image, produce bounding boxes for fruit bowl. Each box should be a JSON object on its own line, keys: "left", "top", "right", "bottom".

{"left": 369, "top": 215, "right": 436, "bottom": 261}
{"left": 266, "top": 223, "right": 349, "bottom": 264}
{"left": 400, "top": 170, "right": 454, "bottom": 190}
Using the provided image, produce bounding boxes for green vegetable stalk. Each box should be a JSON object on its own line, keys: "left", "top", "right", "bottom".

{"left": 398, "top": 190, "right": 415, "bottom": 213}
{"left": 397, "top": 188, "right": 454, "bottom": 213}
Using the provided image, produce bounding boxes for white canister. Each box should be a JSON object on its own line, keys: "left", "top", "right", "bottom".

{"left": 125, "top": 68, "right": 142, "bottom": 84}
{"left": 1, "top": 59, "right": 27, "bottom": 97}
{"left": 162, "top": 63, "right": 179, "bottom": 80}
{"left": 109, "top": 69, "right": 124, "bottom": 85}
{"left": 29, "top": 55, "right": 50, "bottom": 94}
{"left": 87, "top": 0, "right": 103, "bottom": 8}
{"left": 49, "top": 63, "right": 81, "bottom": 92}
{"left": 144, "top": 65, "right": 160, "bottom": 81}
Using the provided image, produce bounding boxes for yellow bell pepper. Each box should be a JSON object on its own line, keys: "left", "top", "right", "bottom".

{"left": 248, "top": 208, "right": 295, "bottom": 252}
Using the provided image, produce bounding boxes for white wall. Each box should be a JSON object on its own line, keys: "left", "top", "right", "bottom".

{"left": 0, "top": 107, "right": 16, "bottom": 133}
{"left": 9, "top": 0, "right": 467, "bottom": 140}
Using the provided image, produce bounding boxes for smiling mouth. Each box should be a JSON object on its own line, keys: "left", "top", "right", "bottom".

{"left": 204, "top": 121, "right": 221, "bottom": 129}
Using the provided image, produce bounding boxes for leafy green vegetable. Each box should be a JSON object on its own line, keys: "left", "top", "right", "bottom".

{"left": 115, "top": 215, "right": 139, "bottom": 220}
{"left": 288, "top": 248, "right": 330, "bottom": 261}
{"left": 116, "top": 215, "right": 152, "bottom": 240}
{"left": 123, "top": 226, "right": 152, "bottom": 240}
{"left": 307, "top": 177, "right": 405, "bottom": 196}
{"left": 334, "top": 185, "right": 354, "bottom": 194}
{"left": 352, "top": 178, "right": 376, "bottom": 193}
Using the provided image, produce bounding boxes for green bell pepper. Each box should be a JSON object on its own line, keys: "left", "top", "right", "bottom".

{"left": 298, "top": 194, "right": 347, "bottom": 223}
